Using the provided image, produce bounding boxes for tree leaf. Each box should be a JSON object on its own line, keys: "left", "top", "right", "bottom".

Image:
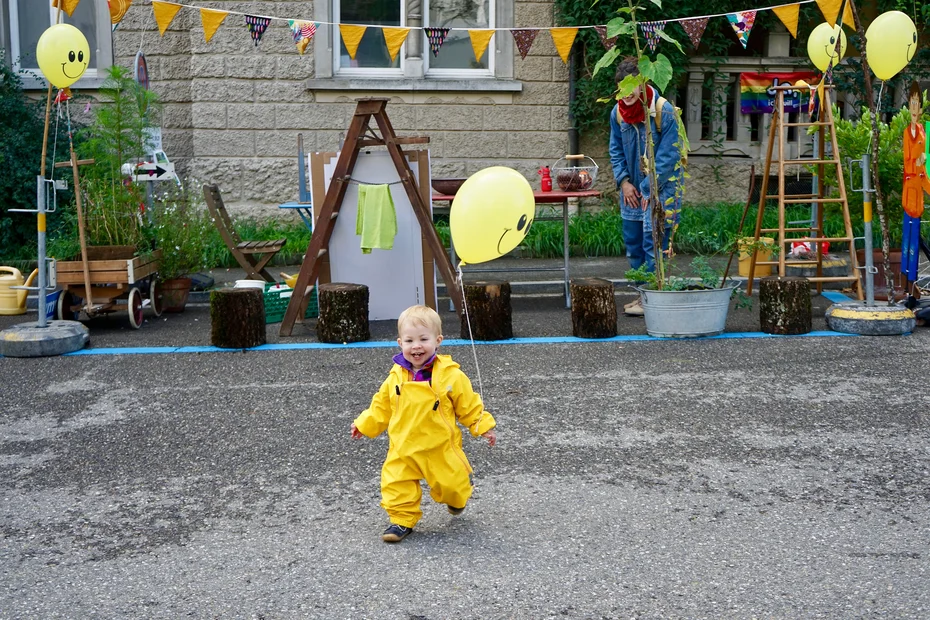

{"left": 652, "top": 53, "right": 674, "bottom": 92}
{"left": 637, "top": 57, "right": 656, "bottom": 82}
{"left": 592, "top": 47, "right": 622, "bottom": 78}
{"left": 656, "top": 28, "right": 684, "bottom": 55}
{"left": 648, "top": 0, "right": 662, "bottom": 7}
{"left": 606, "top": 17, "right": 635, "bottom": 38}
{"left": 617, "top": 74, "right": 642, "bottom": 98}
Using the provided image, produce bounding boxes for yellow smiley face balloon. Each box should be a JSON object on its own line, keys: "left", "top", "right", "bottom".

{"left": 807, "top": 23, "right": 847, "bottom": 72}
{"left": 866, "top": 11, "right": 918, "bottom": 81}
{"left": 36, "top": 24, "right": 90, "bottom": 89}
{"left": 450, "top": 167, "right": 535, "bottom": 265}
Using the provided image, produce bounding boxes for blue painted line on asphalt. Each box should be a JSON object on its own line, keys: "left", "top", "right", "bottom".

{"left": 822, "top": 291, "right": 855, "bottom": 303}
{"left": 59, "top": 329, "right": 856, "bottom": 356}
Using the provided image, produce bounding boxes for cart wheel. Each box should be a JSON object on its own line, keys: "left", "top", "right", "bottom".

{"left": 149, "top": 279, "right": 164, "bottom": 317}
{"left": 57, "top": 290, "right": 77, "bottom": 321}
{"left": 128, "top": 287, "right": 144, "bottom": 329}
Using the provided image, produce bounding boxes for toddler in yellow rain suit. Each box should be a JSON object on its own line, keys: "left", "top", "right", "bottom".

{"left": 351, "top": 305, "right": 497, "bottom": 543}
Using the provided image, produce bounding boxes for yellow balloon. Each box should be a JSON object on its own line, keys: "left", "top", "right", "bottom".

{"left": 450, "top": 167, "right": 535, "bottom": 265}
{"left": 865, "top": 11, "right": 917, "bottom": 81}
{"left": 36, "top": 24, "right": 90, "bottom": 89}
{"left": 807, "top": 23, "right": 847, "bottom": 72}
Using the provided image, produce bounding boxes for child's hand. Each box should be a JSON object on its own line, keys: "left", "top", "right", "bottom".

{"left": 351, "top": 423, "right": 363, "bottom": 440}
{"left": 482, "top": 429, "right": 497, "bottom": 447}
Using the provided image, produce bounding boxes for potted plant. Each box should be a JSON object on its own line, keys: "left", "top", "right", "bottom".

{"left": 594, "top": 0, "right": 739, "bottom": 337}
{"left": 149, "top": 185, "right": 213, "bottom": 312}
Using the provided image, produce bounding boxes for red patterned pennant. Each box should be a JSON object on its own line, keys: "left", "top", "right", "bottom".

{"left": 594, "top": 25, "right": 618, "bottom": 50}
{"left": 511, "top": 29, "right": 538, "bottom": 60}
{"left": 681, "top": 17, "right": 709, "bottom": 49}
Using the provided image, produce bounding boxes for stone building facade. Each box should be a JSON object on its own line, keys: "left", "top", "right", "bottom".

{"left": 3, "top": 0, "right": 857, "bottom": 215}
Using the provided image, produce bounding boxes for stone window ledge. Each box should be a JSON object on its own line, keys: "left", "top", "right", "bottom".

{"left": 305, "top": 77, "right": 523, "bottom": 93}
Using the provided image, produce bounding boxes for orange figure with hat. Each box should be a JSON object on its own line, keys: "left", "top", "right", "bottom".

{"left": 902, "top": 81, "right": 930, "bottom": 297}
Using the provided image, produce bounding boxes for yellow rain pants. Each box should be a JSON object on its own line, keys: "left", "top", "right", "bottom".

{"left": 354, "top": 355, "right": 496, "bottom": 528}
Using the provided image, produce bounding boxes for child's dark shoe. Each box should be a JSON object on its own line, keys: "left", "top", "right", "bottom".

{"left": 381, "top": 524, "right": 413, "bottom": 542}
{"left": 447, "top": 504, "right": 465, "bottom": 515}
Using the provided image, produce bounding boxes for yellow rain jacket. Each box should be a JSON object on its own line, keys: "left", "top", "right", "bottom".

{"left": 354, "top": 354, "right": 496, "bottom": 528}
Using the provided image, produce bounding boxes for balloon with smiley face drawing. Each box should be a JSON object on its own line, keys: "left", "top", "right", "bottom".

{"left": 450, "top": 167, "right": 535, "bottom": 265}
{"left": 807, "top": 23, "right": 847, "bottom": 72}
{"left": 866, "top": 11, "right": 918, "bottom": 81}
{"left": 36, "top": 24, "right": 90, "bottom": 89}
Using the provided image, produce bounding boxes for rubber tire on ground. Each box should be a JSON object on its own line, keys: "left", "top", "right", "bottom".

{"left": 57, "top": 290, "right": 77, "bottom": 321}
{"left": 128, "top": 288, "right": 144, "bottom": 329}
{"left": 149, "top": 279, "right": 163, "bottom": 317}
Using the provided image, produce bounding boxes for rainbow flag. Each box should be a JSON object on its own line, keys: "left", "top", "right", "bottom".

{"left": 740, "top": 72, "right": 820, "bottom": 114}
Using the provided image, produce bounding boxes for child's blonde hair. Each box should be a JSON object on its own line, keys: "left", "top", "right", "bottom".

{"left": 397, "top": 305, "right": 442, "bottom": 337}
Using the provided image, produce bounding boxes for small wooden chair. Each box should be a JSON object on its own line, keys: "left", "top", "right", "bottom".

{"left": 202, "top": 183, "right": 286, "bottom": 283}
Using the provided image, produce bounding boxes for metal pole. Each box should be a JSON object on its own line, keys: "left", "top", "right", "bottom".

{"left": 36, "top": 177, "right": 48, "bottom": 327}
{"left": 861, "top": 152, "right": 875, "bottom": 305}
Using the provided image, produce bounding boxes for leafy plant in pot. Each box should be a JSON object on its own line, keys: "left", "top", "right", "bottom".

{"left": 595, "top": 0, "right": 735, "bottom": 337}
{"left": 149, "top": 184, "right": 213, "bottom": 312}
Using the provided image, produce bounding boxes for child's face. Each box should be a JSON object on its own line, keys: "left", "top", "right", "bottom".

{"left": 397, "top": 321, "right": 442, "bottom": 370}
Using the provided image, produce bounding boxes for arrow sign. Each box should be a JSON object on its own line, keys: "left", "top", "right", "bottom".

{"left": 130, "top": 161, "right": 177, "bottom": 183}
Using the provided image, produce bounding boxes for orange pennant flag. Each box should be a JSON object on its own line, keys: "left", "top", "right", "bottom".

{"left": 109, "top": 0, "right": 132, "bottom": 26}
{"left": 383, "top": 27, "right": 410, "bottom": 63}
{"left": 200, "top": 8, "right": 228, "bottom": 43}
{"left": 468, "top": 29, "right": 495, "bottom": 62}
{"left": 815, "top": 0, "right": 853, "bottom": 27}
{"left": 52, "top": 0, "right": 80, "bottom": 18}
{"left": 771, "top": 4, "right": 800, "bottom": 37}
{"left": 152, "top": 1, "right": 183, "bottom": 36}
{"left": 340, "top": 24, "right": 367, "bottom": 60}
{"left": 551, "top": 27, "right": 578, "bottom": 64}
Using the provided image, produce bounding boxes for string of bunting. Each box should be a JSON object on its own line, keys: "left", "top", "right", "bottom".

{"left": 57, "top": 0, "right": 856, "bottom": 61}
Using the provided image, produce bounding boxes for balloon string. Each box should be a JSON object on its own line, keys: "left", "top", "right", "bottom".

{"left": 457, "top": 263, "right": 486, "bottom": 435}
{"left": 867, "top": 80, "right": 885, "bottom": 154}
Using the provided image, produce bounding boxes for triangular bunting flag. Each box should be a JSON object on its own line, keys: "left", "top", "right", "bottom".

{"left": 727, "top": 11, "right": 757, "bottom": 49}
{"left": 681, "top": 17, "right": 709, "bottom": 49}
{"left": 288, "top": 20, "right": 317, "bottom": 55}
{"left": 551, "top": 28, "right": 578, "bottom": 64}
{"left": 383, "top": 27, "right": 410, "bottom": 63}
{"left": 152, "top": 1, "right": 183, "bottom": 36}
{"left": 52, "top": 0, "right": 80, "bottom": 18}
{"left": 640, "top": 21, "right": 666, "bottom": 53}
{"left": 511, "top": 29, "right": 538, "bottom": 60}
{"left": 468, "top": 29, "right": 495, "bottom": 62}
{"left": 815, "top": 0, "right": 853, "bottom": 27}
{"left": 594, "top": 25, "right": 618, "bottom": 50}
{"left": 340, "top": 25, "right": 367, "bottom": 60}
{"left": 245, "top": 15, "right": 271, "bottom": 47}
{"left": 109, "top": 0, "right": 132, "bottom": 28}
{"left": 424, "top": 28, "right": 450, "bottom": 57}
{"left": 771, "top": 4, "right": 800, "bottom": 38}
{"left": 200, "top": 8, "right": 228, "bottom": 43}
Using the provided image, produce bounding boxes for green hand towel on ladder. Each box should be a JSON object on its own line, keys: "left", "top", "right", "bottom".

{"left": 356, "top": 184, "right": 398, "bottom": 254}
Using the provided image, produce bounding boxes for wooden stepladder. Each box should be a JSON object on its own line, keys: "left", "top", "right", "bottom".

{"left": 279, "top": 98, "right": 463, "bottom": 336}
{"left": 745, "top": 84, "right": 862, "bottom": 299}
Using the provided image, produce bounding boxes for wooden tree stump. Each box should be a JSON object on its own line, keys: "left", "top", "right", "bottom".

{"left": 317, "top": 282, "right": 370, "bottom": 343}
{"left": 570, "top": 278, "right": 617, "bottom": 338}
{"left": 460, "top": 281, "right": 512, "bottom": 340}
{"left": 210, "top": 287, "right": 266, "bottom": 349}
{"left": 759, "top": 276, "right": 812, "bottom": 335}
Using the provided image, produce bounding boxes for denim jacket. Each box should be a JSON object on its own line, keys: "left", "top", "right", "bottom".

{"left": 609, "top": 87, "right": 682, "bottom": 228}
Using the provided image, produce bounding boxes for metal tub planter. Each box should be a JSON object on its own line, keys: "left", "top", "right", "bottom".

{"left": 638, "top": 285, "right": 737, "bottom": 338}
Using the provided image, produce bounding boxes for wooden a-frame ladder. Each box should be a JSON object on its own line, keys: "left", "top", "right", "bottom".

{"left": 279, "top": 97, "right": 463, "bottom": 336}
{"left": 745, "top": 84, "right": 862, "bottom": 299}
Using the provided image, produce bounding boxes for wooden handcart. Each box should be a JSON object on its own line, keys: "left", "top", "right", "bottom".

{"left": 55, "top": 246, "right": 163, "bottom": 329}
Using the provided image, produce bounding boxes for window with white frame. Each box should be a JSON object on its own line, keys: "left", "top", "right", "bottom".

{"left": 4, "top": 0, "right": 112, "bottom": 85}
{"left": 426, "top": 0, "right": 492, "bottom": 75}
{"left": 327, "top": 0, "right": 499, "bottom": 79}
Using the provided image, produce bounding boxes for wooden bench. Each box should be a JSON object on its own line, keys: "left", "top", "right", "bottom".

{"left": 203, "top": 183, "right": 286, "bottom": 283}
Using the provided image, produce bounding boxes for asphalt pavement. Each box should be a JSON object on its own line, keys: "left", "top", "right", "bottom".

{"left": 1, "top": 256, "right": 928, "bottom": 618}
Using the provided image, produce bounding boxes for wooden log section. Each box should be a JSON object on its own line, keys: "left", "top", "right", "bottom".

{"left": 570, "top": 278, "right": 617, "bottom": 338}
{"left": 759, "top": 276, "right": 812, "bottom": 335}
{"left": 317, "top": 282, "right": 370, "bottom": 343}
{"left": 460, "top": 281, "right": 512, "bottom": 341}
{"left": 210, "top": 287, "right": 266, "bottom": 348}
